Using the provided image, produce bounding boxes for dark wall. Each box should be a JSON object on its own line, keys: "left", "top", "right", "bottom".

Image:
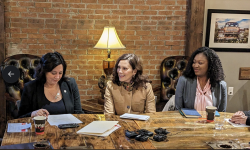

{"left": 0, "top": 0, "right": 6, "bottom": 137}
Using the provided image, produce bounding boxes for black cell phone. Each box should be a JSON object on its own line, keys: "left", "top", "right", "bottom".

{"left": 58, "top": 123, "right": 79, "bottom": 129}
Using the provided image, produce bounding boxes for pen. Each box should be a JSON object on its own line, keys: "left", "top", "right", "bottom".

{"left": 229, "top": 119, "right": 241, "bottom": 125}
{"left": 43, "top": 112, "right": 48, "bottom": 117}
{"left": 179, "top": 110, "right": 184, "bottom": 116}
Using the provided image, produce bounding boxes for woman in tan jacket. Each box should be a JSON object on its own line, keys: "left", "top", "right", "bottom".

{"left": 104, "top": 54, "right": 156, "bottom": 115}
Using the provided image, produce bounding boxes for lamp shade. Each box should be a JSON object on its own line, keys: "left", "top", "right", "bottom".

{"left": 94, "top": 26, "right": 125, "bottom": 49}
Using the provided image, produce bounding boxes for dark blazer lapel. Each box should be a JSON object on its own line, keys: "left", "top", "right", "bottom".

{"left": 60, "top": 81, "right": 71, "bottom": 113}
{"left": 36, "top": 81, "right": 47, "bottom": 108}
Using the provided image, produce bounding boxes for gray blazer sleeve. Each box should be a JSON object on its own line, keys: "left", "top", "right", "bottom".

{"left": 217, "top": 81, "right": 227, "bottom": 112}
{"left": 243, "top": 111, "right": 250, "bottom": 116}
{"left": 244, "top": 111, "right": 250, "bottom": 125}
{"left": 175, "top": 76, "right": 186, "bottom": 110}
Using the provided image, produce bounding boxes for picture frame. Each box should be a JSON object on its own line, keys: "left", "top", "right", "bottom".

{"left": 239, "top": 67, "right": 250, "bottom": 80}
{"left": 205, "top": 9, "right": 250, "bottom": 52}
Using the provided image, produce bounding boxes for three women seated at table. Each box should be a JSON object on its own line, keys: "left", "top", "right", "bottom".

{"left": 18, "top": 52, "right": 84, "bottom": 118}
{"left": 104, "top": 53, "right": 156, "bottom": 115}
{"left": 18, "top": 47, "right": 228, "bottom": 118}
{"left": 175, "top": 47, "right": 227, "bottom": 112}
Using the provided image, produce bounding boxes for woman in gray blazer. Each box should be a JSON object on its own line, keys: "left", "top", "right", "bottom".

{"left": 175, "top": 47, "right": 227, "bottom": 112}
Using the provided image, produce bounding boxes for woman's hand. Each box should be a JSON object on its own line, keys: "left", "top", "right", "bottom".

{"left": 230, "top": 113, "right": 247, "bottom": 124}
{"left": 31, "top": 109, "right": 49, "bottom": 118}
{"left": 230, "top": 111, "right": 245, "bottom": 123}
{"left": 234, "top": 111, "right": 245, "bottom": 116}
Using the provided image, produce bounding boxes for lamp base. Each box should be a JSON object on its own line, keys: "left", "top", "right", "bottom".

{"left": 98, "top": 58, "right": 115, "bottom": 99}
{"left": 103, "top": 58, "right": 115, "bottom": 80}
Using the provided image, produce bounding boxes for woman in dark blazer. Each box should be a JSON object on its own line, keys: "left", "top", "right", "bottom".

{"left": 175, "top": 47, "right": 227, "bottom": 112}
{"left": 18, "top": 52, "right": 84, "bottom": 118}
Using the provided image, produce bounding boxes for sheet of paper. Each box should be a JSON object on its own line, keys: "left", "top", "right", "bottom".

{"left": 7, "top": 123, "right": 31, "bottom": 132}
{"left": 225, "top": 118, "right": 250, "bottom": 127}
{"left": 120, "top": 113, "right": 150, "bottom": 120}
{"left": 48, "top": 114, "right": 82, "bottom": 126}
{"left": 77, "top": 121, "right": 119, "bottom": 134}
{"left": 77, "top": 124, "right": 121, "bottom": 137}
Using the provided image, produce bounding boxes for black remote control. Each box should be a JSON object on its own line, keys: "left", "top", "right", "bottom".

{"left": 58, "top": 123, "right": 79, "bottom": 129}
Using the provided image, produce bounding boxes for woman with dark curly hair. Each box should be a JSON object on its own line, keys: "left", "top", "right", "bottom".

{"left": 104, "top": 53, "right": 156, "bottom": 115}
{"left": 18, "top": 52, "right": 84, "bottom": 118}
{"left": 175, "top": 47, "right": 227, "bottom": 112}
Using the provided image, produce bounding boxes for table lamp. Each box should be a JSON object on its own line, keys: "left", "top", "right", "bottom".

{"left": 94, "top": 26, "right": 125, "bottom": 80}
{"left": 94, "top": 26, "right": 125, "bottom": 99}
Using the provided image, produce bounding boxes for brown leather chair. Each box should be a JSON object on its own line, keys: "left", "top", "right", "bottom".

{"left": 0, "top": 54, "right": 40, "bottom": 119}
{"left": 159, "top": 56, "right": 189, "bottom": 111}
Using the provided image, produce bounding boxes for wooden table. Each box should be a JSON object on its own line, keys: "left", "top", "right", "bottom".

{"left": 2, "top": 112, "right": 250, "bottom": 149}
{"left": 134, "top": 111, "right": 250, "bottom": 149}
{"left": 1, "top": 114, "right": 154, "bottom": 149}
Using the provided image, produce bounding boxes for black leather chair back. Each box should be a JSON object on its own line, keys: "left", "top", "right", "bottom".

{"left": 160, "top": 56, "right": 189, "bottom": 102}
{"left": 0, "top": 54, "right": 40, "bottom": 119}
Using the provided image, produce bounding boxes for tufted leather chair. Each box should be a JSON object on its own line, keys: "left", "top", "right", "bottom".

{"left": 0, "top": 54, "right": 40, "bottom": 119}
{"left": 160, "top": 56, "right": 189, "bottom": 111}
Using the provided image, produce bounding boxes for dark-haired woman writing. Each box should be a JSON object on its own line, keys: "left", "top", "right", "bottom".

{"left": 175, "top": 47, "right": 227, "bottom": 112}
{"left": 104, "top": 54, "right": 156, "bottom": 115}
{"left": 18, "top": 52, "right": 84, "bottom": 118}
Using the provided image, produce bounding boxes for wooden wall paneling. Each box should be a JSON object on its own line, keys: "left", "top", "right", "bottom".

{"left": 185, "top": 0, "right": 205, "bottom": 57}
{"left": 0, "top": 0, "right": 6, "bottom": 138}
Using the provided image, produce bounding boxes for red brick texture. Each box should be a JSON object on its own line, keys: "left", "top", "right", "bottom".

{"left": 4, "top": 0, "right": 187, "bottom": 100}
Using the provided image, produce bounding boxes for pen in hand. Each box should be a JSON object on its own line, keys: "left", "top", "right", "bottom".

{"left": 229, "top": 119, "right": 241, "bottom": 125}
{"left": 41, "top": 109, "right": 49, "bottom": 117}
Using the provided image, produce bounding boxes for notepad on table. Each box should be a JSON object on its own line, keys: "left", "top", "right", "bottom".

{"left": 7, "top": 123, "right": 31, "bottom": 133}
{"left": 180, "top": 108, "right": 202, "bottom": 118}
{"left": 120, "top": 113, "right": 150, "bottom": 120}
{"left": 215, "top": 110, "right": 220, "bottom": 117}
{"left": 77, "top": 121, "right": 120, "bottom": 137}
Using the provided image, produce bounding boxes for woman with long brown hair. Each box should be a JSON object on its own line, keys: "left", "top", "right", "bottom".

{"left": 104, "top": 53, "right": 156, "bottom": 115}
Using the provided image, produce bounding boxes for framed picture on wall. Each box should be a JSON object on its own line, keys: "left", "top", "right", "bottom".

{"left": 205, "top": 9, "right": 250, "bottom": 52}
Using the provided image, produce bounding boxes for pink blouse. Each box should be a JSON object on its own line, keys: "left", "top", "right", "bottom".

{"left": 194, "top": 78, "right": 212, "bottom": 111}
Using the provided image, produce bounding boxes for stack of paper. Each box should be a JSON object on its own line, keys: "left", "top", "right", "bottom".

{"left": 120, "top": 113, "right": 150, "bottom": 120}
{"left": 77, "top": 121, "right": 120, "bottom": 137}
{"left": 7, "top": 123, "right": 31, "bottom": 132}
{"left": 48, "top": 114, "right": 82, "bottom": 126}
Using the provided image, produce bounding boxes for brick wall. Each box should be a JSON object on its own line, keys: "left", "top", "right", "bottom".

{"left": 4, "top": 0, "right": 187, "bottom": 101}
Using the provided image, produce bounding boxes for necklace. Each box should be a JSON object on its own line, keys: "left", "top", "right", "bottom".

{"left": 44, "top": 84, "right": 61, "bottom": 100}
{"left": 120, "top": 81, "right": 134, "bottom": 91}
{"left": 47, "top": 89, "right": 60, "bottom": 100}
{"left": 54, "top": 91, "right": 60, "bottom": 100}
